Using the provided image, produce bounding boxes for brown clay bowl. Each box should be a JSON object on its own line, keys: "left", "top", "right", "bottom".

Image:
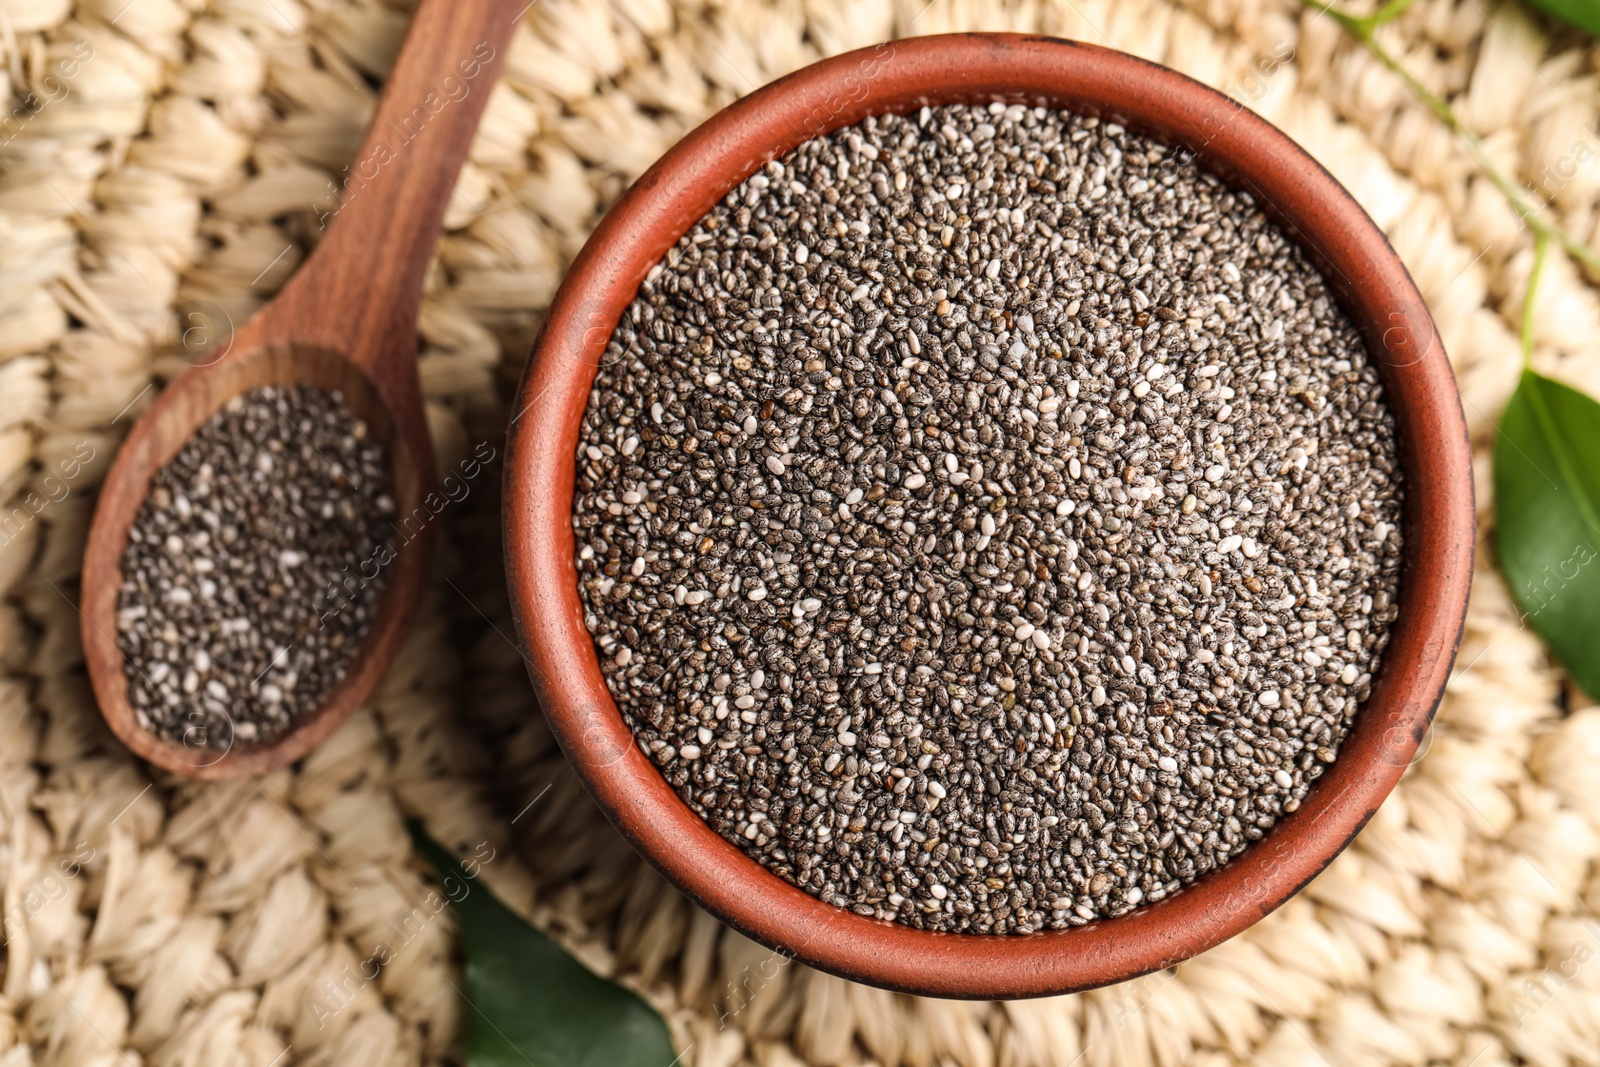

{"left": 503, "top": 33, "right": 1473, "bottom": 998}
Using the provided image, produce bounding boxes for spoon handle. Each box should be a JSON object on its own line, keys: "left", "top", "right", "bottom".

{"left": 253, "top": 0, "right": 522, "bottom": 382}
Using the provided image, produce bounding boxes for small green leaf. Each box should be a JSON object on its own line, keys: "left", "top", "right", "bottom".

{"left": 411, "top": 826, "right": 678, "bottom": 1067}
{"left": 1523, "top": 0, "right": 1600, "bottom": 36}
{"left": 1494, "top": 368, "right": 1600, "bottom": 699}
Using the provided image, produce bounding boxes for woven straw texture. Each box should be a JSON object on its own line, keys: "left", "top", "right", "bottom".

{"left": 4, "top": 0, "right": 1600, "bottom": 1064}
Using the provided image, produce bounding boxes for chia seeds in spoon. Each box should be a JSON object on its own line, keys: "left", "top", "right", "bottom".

{"left": 116, "top": 384, "right": 394, "bottom": 751}
{"left": 574, "top": 104, "right": 1402, "bottom": 933}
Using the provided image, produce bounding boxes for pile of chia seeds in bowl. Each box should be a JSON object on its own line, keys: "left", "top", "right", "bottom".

{"left": 573, "top": 104, "right": 1402, "bottom": 934}
{"left": 116, "top": 384, "right": 394, "bottom": 752}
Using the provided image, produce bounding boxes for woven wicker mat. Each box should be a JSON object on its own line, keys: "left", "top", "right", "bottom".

{"left": 3, "top": 0, "right": 1600, "bottom": 1064}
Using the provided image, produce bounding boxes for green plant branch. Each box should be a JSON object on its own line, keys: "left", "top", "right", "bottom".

{"left": 1311, "top": 0, "right": 1416, "bottom": 33}
{"left": 1511, "top": 233, "right": 1600, "bottom": 552}
{"left": 1368, "top": 0, "right": 1418, "bottom": 27}
{"left": 1301, "top": 0, "right": 1600, "bottom": 275}
{"left": 1523, "top": 232, "right": 1551, "bottom": 366}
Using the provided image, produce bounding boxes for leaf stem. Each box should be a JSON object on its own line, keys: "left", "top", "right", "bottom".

{"left": 1367, "top": 0, "right": 1417, "bottom": 27}
{"left": 1523, "top": 232, "right": 1550, "bottom": 368}
{"left": 1298, "top": 0, "right": 1600, "bottom": 275}
{"left": 1303, "top": 0, "right": 1412, "bottom": 32}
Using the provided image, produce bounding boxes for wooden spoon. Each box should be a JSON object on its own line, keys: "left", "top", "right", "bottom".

{"left": 82, "top": 0, "right": 522, "bottom": 778}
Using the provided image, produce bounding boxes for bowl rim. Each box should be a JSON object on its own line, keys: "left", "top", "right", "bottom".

{"left": 502, "top": 31, "right": 1474, "bottom": 999}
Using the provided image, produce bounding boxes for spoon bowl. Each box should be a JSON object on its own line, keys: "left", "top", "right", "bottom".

{"left": 82, "top": 344, "right": 431, "bottom": 776}
{"left": 82, "top": 0, "right": 523, "bottom": 778}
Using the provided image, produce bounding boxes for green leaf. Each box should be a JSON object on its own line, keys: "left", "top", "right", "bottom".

{"left": 411, "top": 825, "right": 678, "bottom": 1067}
{"left": 1494, "top": 368, "right": 1600, "bottom": 700}
{"left": 1523, "top": 0, "right": 1600, "bottom": 36}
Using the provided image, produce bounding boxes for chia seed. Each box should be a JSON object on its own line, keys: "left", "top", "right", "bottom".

{"left": 573, "top": 105, "right": 1403, "bottom": 933}
{"left": 116, "top": 385, "right": 395, "bottom": 751}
